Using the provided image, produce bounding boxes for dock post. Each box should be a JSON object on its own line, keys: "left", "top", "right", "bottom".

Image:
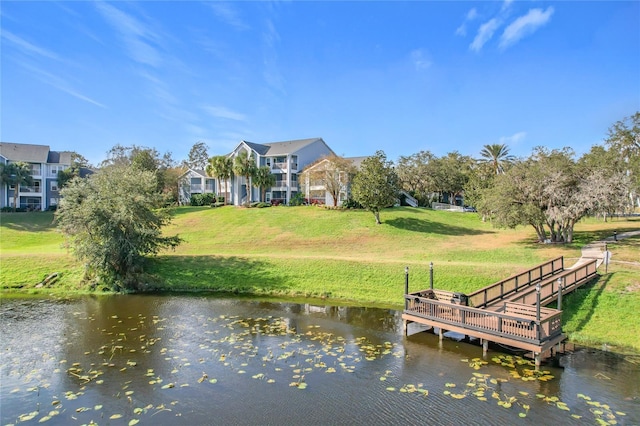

{"left": 534, "top": 353, "right": 541, "bottom": 369}
{"left": 429, "top": 262, "right": 434, "bottom": 290}
{"left": 403, "top": 319, "right": 408, "bottom": 336}
{"left": 482, "top": 339, "right": 488, "bottom": 355}
{"left": 404, "top": 266, "right": 409, "bottom": 310}
{"left": 557, "top": 278, "right": 563, "bottom": 310}
{"left": 438, "top": 327, "right": 444, "bottom": 341}
{"left": 536, "top": 283, "right": 541, "bottom": 342}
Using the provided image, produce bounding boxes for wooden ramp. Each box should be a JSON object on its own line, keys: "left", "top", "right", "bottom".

{"left": 402, "top": 257, "right": 598, "bottom": 363}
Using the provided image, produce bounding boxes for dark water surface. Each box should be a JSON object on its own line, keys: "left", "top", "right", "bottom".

{"left": 1, "top": 294, "right": 638, "bottom": 425}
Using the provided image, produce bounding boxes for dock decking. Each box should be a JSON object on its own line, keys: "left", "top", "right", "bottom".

{"left": 402, "top": 257, "right": 599, "bottom": 363}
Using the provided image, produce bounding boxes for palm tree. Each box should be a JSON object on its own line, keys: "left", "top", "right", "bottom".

{"left": 233, "top": 151, "right": 257, "bottom": 206}
{"left": 478, "top": 144, "right": 515, "bottom": 175}
{"left": 253, "top": 166, "right": 276, "bottom": 202}
{"left": 219, "top": 156, "right": 233, "bottom": 205}
{"left": 0, "top": 162, "right": 34, "bottom": 211}
{"left": 206, "top": 155, "right": 234, "bottom": 205}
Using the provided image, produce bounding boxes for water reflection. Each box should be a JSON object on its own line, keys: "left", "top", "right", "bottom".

{"left": 0, "top": 294, "right": 638, "bottom": 425}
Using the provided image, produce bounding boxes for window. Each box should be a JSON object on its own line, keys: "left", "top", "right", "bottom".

{"left": 51, "top": 181, "right": 59, "bottom": 192}
{"left": 50, "top": 198, "right": 58, "bottom": 206}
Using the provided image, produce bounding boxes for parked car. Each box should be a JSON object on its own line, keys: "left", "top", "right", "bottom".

{"left": 463, "top": 206, "right": 477, "bottom": 212}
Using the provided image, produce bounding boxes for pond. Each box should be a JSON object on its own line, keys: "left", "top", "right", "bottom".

{"left": 1, "top": 294, "right": 638, "bottom": 425}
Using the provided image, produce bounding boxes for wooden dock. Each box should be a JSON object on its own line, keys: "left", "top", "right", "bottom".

{"left": 402, "top": 256, "right": 599, "bottom": 364}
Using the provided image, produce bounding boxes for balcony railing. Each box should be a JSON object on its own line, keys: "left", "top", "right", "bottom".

{"left": 272, "top": 162, "right": 298, "bottom": 171}
{"left": 20, "top": 186, "right": 42, "bottom": 193}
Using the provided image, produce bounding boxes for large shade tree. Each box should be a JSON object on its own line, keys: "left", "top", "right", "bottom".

{"left": 431, "top": 152, "right": 473, "bottom": 205}
{"left": 57, "top": 152, "right": 92, "bottom": 190}
{"left": 300, "top": 155, "right": 357, "bottom": 207}
{"left": 486, "top": 147, "right": 629, "bottom": 243}
{"left": 395, "top": 150, "right": 437, "bottom": 206}
{"left": 183, "top": 141, "right": 210, "bottom": 170}
{"left": 350, "top": 150, "right": 399, "bottom": 224}
{"left": 100, "top": 144, "right": 177, "bottom": 203}
{"left": 606, "top": 111, "right": 640, "bottom": 209}
{"left": 56, "top": 164, "right": 181, "bottom": 291}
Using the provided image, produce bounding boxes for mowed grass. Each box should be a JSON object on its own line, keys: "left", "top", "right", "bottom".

{"left": 1, "top": 207, "right": 639, "bottom": 351}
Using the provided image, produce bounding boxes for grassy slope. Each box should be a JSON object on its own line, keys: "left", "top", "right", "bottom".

{"left": 1, "top": 207, "right": 638, "bottom": 352}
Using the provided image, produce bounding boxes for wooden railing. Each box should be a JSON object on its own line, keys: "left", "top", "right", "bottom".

{"left": 404, "top": 295, "right": 563, "bottom": 345}
{"left": 467, "top": 257, "right": 565, "bottom": 308}
{"left": 503, "top": 259, "right": 598, "bottom": 306}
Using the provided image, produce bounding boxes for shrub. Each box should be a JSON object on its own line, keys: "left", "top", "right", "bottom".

{"left": 190, "top": 193, "right": 216, "bottom": 206}
{"left": 342, "top": 197, "right": 362, "bottom": 209}
{"left": 289, "top": 192, "right": 306, "bottom": 206}
{"left": 250, "top": 202, "right": 271, "bottom": 208}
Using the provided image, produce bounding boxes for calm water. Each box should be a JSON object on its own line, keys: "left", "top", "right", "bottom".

{"left": 1, "top": 294, "right": 638, "bottom": 425}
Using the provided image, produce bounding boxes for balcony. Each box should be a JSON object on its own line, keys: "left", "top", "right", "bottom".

{"left": 19, "top": 185, "right": 42, "bottom": 194}
{"left": 271, "top": 162, "right": 298, "bottom": 172}
{"left": 271, "top": 184, "right": 298, "bottom": 192}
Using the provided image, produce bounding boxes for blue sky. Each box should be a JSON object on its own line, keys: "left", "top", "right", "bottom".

{"left": 1, "top": 1, "right": 638, "bottom": 166}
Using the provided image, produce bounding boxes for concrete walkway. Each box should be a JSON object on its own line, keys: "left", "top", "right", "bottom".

{"left": 574, "top": 230, "right": 640, "bottom": 268}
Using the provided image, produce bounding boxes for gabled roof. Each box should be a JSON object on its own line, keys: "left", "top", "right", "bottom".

{"left": 47, "top": 151, "right": 73, "bottom": 164}
{"left": 262, "top": 138, "right": 325, "bottom": 156}
{"left": 344, "top": 156, "right": 368, "bottom": 169}
{"left": 178, "top": 167, "right": 208, "bottom": 179}
{"left": 233, "top": 138, "right": 329, "bottom": 157}
{"left": 0, "top": 142, "right": 51, "bottom": 163}
{"left": 242, "top": 141, "right": 270, "bottom": 156}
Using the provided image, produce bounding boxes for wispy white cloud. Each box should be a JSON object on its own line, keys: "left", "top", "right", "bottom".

{"left": 410, "top": 49, "right": 432, "bottom": 71}
{"left": 262, "top": 18, "right": 285, "bottom": 93}
{"left": 208, "top": 2, "right": 249, "bottom": 30}
{"left": 455, "top": 7, "right": 478, "bottom": 36}
{"left": 1, "top": 30, "right": 59, "bottom": 60}
{"left": 499, "top": 7, "right": 554, "bottom": 50}
{"left": 17, "top": 60, "right": 106, "bottom": 108}
{"left": 501, "top": 0, "right": 514, "bottom": 13}
{"left": 94, "top": 2, "right": 162, "bottom": 67}
{"left": 202, "top": 105, "right": 247, "bottom": 122}
{"left": 499, "top": 131, "right": 526, "bottom": 145}
{"left": 470, "top": 18, "right": 500, "bottom": 52}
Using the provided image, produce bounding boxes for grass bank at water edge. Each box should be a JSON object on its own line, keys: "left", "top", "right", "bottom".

{"left": 1, "top": 207, "right": 638, "bottom": 352}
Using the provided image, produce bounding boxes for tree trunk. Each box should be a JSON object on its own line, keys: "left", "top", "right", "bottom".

{"left": 373, "top": 210, "right": 381, "bottom": 225}
{"left": 245, "top": 175, "right": 251, "bottom": 206}
{"left": 13, "top": 183, "right": 20, "bottom": 211}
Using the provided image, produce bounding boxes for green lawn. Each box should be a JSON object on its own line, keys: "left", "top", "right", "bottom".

{"left": 1, "top": 206, "right": 638, "bottom": 352}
